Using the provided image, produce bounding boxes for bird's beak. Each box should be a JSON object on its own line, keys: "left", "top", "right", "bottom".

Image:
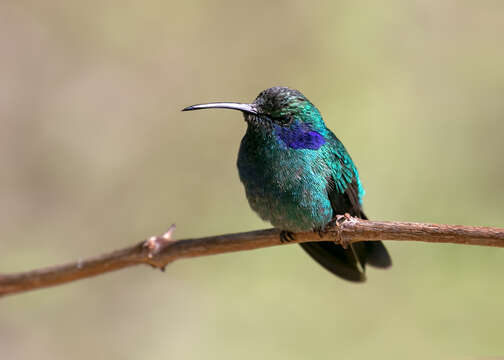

{"left": 182, "top": 102, "right": 257, "bottom": 115}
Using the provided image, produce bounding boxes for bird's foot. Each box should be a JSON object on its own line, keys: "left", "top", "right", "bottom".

{"left": 314, "top": 225, "right": 327, "bottom": 239}
{"left": 331, "top": 213, "right": 353, "bottom": 226}
{"left": 328, "top": 213, "right": 353, "bottom": 249}
{"left": 280, "top": 230, "right": 295, "bottom": 243}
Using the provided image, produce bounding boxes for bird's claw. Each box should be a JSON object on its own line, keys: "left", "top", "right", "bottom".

{"left": 280, "top": 230, "right": 295, "bottom": 243}
{"left": 314, "top": 225, "right": 326, "bottom": 239}
{"left": 334, "top": 213, "right": 352, "bottom": 225}
{"left": 329, "top": 213, "right": 353, "bottom": 249}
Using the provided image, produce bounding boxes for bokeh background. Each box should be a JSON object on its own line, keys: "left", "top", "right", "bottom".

{"left": 1, "top": 1, "right": 504, "bottom": 359}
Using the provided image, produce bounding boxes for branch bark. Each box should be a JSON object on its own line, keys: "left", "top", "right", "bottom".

{"left": 1, "top": 218, "right": 503, "bottom": 297}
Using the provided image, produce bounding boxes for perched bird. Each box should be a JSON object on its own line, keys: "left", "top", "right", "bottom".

{"left": 183, "top": 86, "right": 391, "bottom": 282}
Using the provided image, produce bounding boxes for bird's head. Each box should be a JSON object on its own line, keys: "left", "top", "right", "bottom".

{"left": 183, "top": 86, "right": 327, "bottom": 150}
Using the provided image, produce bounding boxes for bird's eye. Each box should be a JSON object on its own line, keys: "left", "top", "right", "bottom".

{"left": 271, "top": 114, "right": 293, "bottom": 126}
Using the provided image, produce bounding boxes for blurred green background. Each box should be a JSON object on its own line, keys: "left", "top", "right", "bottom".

{"left": 1, "top": 1, "right": 503, "bottom": 359}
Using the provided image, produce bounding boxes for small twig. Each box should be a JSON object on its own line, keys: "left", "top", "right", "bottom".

{"left": 0, "top": 217, "right": 503, "bottom": 297}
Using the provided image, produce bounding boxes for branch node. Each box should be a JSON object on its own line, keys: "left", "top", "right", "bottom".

{"left": 143, "top": 224, "right": 176, "bottom": 259}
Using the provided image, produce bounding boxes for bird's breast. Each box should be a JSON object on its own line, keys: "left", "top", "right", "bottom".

{"left": 237, "top": 133, "right": 333, "bottom": 232}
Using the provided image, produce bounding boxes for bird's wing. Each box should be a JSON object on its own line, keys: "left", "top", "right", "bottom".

{"left": 300, "top": 132, "right": 364, "bottom": 281}
{"left": 323, "top": 132, "right": 366, "bottom": 217}
{"left": 326, "top": 133, "right": 391, "bottom": 268}
{"left": 300, "top": 131, "right": 391, "bottom": 281}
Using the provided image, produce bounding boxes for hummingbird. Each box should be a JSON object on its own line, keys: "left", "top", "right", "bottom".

{"left": 182, "top": 86, "right": 391, "bottom": 282}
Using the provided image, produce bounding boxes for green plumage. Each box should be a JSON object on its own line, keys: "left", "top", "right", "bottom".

{"left": 237, "top": 124, "right": 356, "bottom": 232}
{"left": 183, "top": 86, "right": 391, "bottom": 282}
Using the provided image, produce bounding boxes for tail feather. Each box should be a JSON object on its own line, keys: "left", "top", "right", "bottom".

{"left": 300, "top": 242, "right": 366, "bottom": 282}
{"left": 300, "top": 240, "right": 391, "bottom": 282}
{"left": 364, "top": 241, "right": 392, "bottom": 268}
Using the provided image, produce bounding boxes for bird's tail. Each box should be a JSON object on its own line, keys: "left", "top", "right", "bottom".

{"left": 299, "top": 241, "right": 391, "bottom": 282}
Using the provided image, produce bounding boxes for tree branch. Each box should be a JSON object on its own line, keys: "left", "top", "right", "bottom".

{"left": 1, "top": 218, "right": 503, "bottom": 297}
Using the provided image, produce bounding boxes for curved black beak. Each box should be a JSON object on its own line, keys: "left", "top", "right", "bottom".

{"left": 182, "top": 102, "right": 257, "bottom": 114}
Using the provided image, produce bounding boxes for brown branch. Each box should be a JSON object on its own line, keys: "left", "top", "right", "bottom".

{"left": 1, "top": 218, "right": 503, "bottom": 297}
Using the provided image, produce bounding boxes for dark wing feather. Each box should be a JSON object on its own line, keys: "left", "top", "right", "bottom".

{"left": 329, "top": 177, "right": 392, "bottom": 269}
